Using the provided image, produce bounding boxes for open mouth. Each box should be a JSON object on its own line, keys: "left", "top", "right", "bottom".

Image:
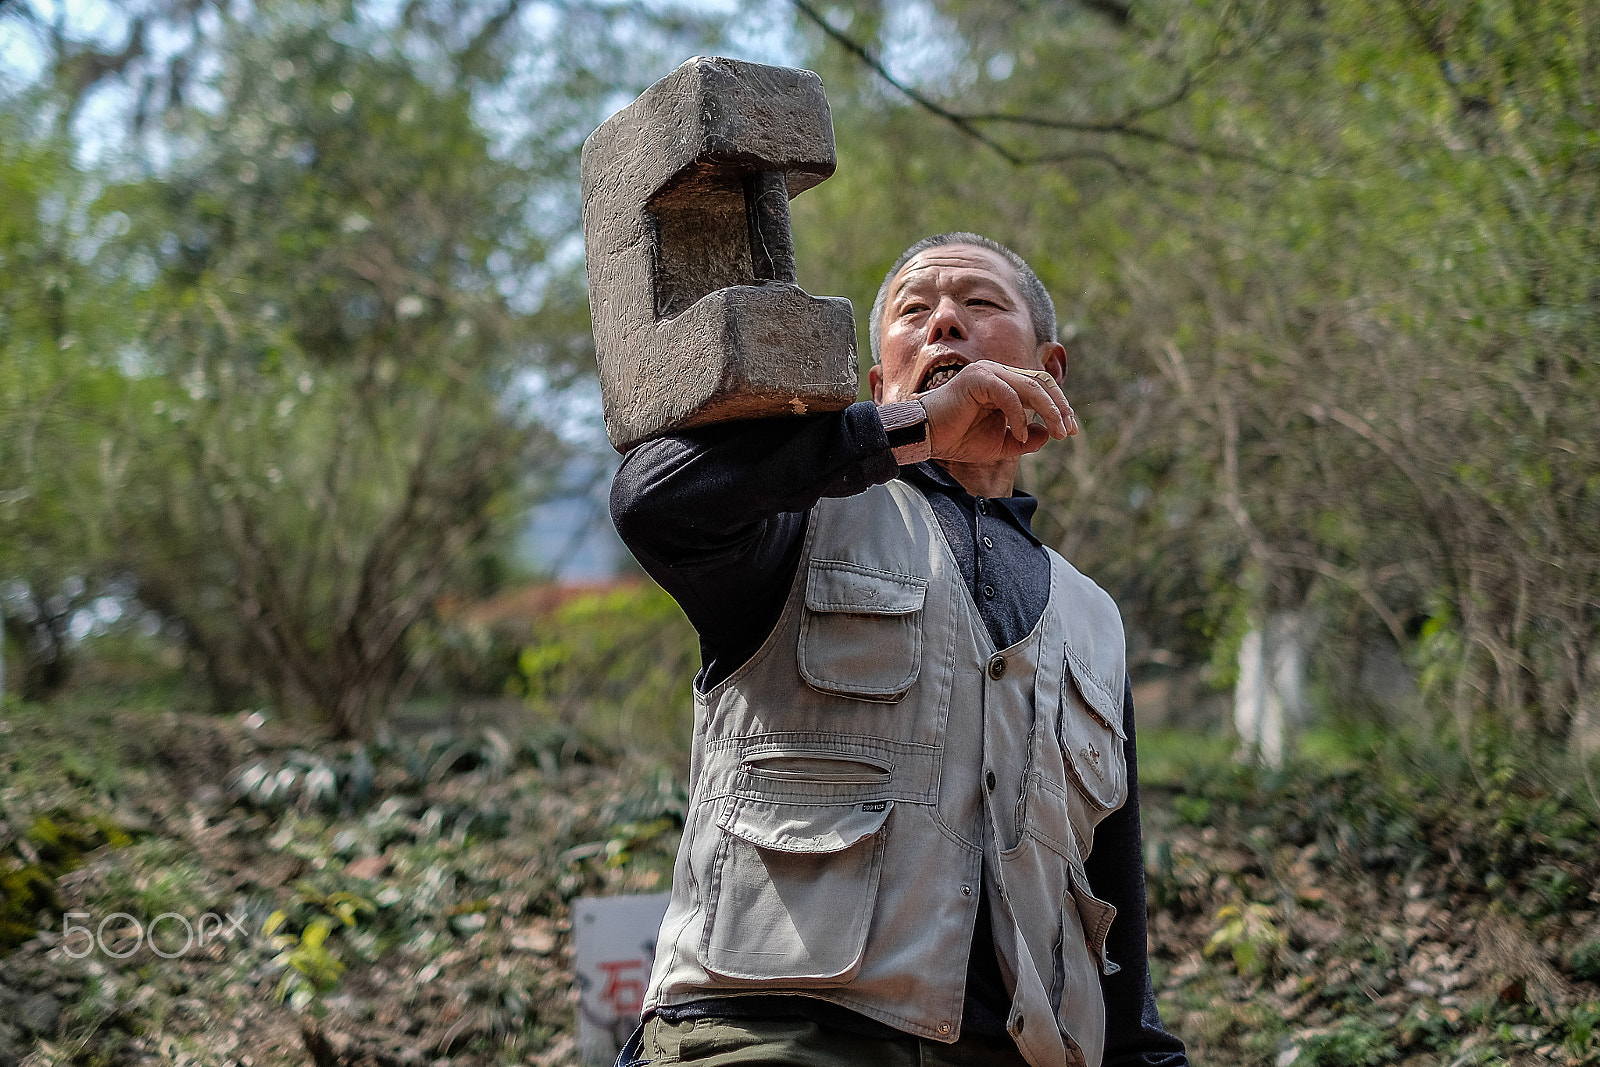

{"left": 919, "top": 360, "right": 965, "bottom": 392}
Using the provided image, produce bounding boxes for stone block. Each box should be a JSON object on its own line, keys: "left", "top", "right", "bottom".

{"left": 581, "top": 56, "right": 858, "bottom": 452}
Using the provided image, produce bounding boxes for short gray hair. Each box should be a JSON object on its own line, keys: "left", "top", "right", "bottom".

{"left": 868, "top": 232, "right": 1057, "bottom": 364}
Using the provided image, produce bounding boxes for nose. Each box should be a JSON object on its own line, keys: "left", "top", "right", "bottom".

{"left": 927, "top": 296, "right": 966, "bottom": 344}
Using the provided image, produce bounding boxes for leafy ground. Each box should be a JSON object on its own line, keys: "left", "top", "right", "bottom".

{"left": 1, "top": 700, "right": 1597, "bottom": 1067}
{"left": 1137, "top": 729, "right": 1600, "bottom": 1067}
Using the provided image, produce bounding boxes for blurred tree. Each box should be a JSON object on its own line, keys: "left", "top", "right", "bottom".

{"left": 0, "top": 98, "right": 132, "bottom": 700}
{"left": 0, "top": 0, "right": 720, "bottom": 733}
{"left": 104, "top": 15, "right": 565, "bottom": 735}
{"left": 10, "top": 0, "right": 1589, "bottom": 750}
{"left": 791, "top": 0, "right": 1600, "bottom": 745}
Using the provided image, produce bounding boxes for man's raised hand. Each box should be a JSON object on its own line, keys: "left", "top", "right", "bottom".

{"left": 917, "top": 360, "right": 1079, "bottom": 466}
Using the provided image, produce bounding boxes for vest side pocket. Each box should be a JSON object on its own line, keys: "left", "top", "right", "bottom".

{"left": 1067, "top": 860, "right": 1120, "bottom": 977}
{"left": 699, "top": 796, "right": 893, "bottom": 984}
{"left": 1051, "top": 863, "right": 1115, "bottom": 1067}
{"left": 1058, "top": 647, "right": 1128, "bottom": 813}
{"left": 798, "top": 560, "right": 926, "bottom": 702}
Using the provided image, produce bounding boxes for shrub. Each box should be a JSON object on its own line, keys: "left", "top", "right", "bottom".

{"left": 515, "top": 582, "right": 698, "bottom": 761}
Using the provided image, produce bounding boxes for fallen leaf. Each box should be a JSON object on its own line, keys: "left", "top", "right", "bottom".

{"left": 345, "top": 855, "right": 388, "bottom": 880}
{"left": 512, "top": 927, "right": 557, "bottom": 954}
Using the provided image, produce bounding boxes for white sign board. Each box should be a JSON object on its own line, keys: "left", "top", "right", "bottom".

{"left": 573, "top": 892, "right": 671, "bottom": 1065}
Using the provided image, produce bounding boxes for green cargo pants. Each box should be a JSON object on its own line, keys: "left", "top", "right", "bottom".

{"left": 628, "top": 1015, "right": 1030, "bottom": 1067}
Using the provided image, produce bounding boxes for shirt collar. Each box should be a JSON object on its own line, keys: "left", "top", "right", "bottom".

{"left": 901, "top": 461, "right": 1043, "bottom": 547}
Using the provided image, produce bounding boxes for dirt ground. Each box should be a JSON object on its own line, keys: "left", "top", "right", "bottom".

{"left": 1, "top": 704, "right": 1597, "bottom": 1067}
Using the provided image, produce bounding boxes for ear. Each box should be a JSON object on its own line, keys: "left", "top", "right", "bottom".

{"left": 1039, "top": 341, "right": 1067, "bottom": 386}
{"left": 868, "top": 363, "right": 884, "bottom": 403}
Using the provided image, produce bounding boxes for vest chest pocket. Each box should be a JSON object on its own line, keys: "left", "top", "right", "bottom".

{"left": 798, "top": 561, "right": 927, "bottom": 702}
{"left": 700, "top": 797, "right": 893, "bottom": 984}
{"left": 1059, "top": 647, "right": 1128, "bottom": 813}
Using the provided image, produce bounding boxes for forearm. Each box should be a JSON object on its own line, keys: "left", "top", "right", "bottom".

{"left": 611, "top": 402, "right": 896, "bottom": 556}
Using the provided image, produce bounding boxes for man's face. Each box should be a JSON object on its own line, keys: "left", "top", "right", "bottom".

{"left": 869, "top": 243, "right": 1062, "bottom": 403}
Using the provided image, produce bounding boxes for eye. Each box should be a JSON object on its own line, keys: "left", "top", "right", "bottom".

{"left": 966, "top": 298, "right": 1000, "bottom": 309}
{"left": 899, "top": 302, "right": 928, "bottom": 316}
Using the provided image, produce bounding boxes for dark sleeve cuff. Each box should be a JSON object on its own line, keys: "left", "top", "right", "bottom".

{"left": 876, "top": 400, "right": 931, "bottom": 465}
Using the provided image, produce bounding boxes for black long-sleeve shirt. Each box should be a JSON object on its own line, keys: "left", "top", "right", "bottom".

{"left": 610, "top": 401, "right": 1187, "bottom": 1066}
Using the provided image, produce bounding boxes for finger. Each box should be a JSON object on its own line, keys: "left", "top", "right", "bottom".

{"left": 975, "top": 370, "right": 1033, "bottom": 443}
{"left": 1035, "top": 379, "right": 1078, "bottom": 437}
{"left": 1037, "top": 377, "right": 1076, "bottom": 437}
{"left": 1031, "top": 374, "right": 1073, "bottom": 438}
{"left": 1026, "top": 369, "right": 1073, "bottom": 425}
{"left": 1018, "top": 422, "right": 1053, "bottom": 455}
{"left": 1018, "top": 378, "right": 1076, "bottom": 438}
{"left": 1000, "top": 367, "right": 1070, "bottom": 438}
{"left": 998, "top": 421, "right": 1052, "bottom": 459}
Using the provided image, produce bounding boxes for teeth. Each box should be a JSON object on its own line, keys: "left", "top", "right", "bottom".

{"left": 922, "top": 364, "right": 962, "bottom": 390}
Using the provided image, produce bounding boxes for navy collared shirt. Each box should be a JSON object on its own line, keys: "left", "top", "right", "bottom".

{"left": 898, "top": 460, "right": 1051, "bottom": 653}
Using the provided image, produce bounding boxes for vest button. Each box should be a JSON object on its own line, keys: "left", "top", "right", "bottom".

{"left": 961, "top": 884, "right": 973, "bottom": 896}
{"left": 938, "top": 1021, "right": 951, "bottom": 1035}
{"left": 985, "top": 770, "right": 996, "bottom": 791}
{"left": 988, "top": 655, "right": 1006, "bottom": 679}
{"left": 1012, "top": 1014, "right": 1025, "bottom": 1035}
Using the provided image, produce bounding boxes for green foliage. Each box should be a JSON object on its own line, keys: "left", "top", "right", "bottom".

{"left": 516, "top": 583, "right": 698, "bottom": 759}
{"left": 266, "top": 912, "right": 345, "bottom": 1012}
{"left": 1142, "top": 720, "right": 1600, "bottom": 914}
{"left": 25, "top": 809, "right": 133, "bottom": 859}
{"left": 0, "top": 0, "right": 721, "bottom": 726}
{"left": 1171, "top": 794, "right": 1213, "bottom": 828}
{"left": 0, "top": 864, "right": 57, "bottom": 954}
{"left": 1142, "top": 720, "right": 1599, "bottom": 1065}
{"left": 1, "top": 806, "right": 135, "bottom": 953}
{"left": 600, "top": 816, "right": 677, "bottom": 870}
{"left": 265, "top": 882, "right": 377, "bottom": 1012}
{"left": 229, "top": 746, "right": 376, "bottom": 816}
{"left": 100, "top": 10, "right": 575, "bottom": 735}
{"left": 226, "top": 727, "right": 539, "bottom": 834}
{"left": 1524, "top": 863, "right": 1584, "bottom": 920}
{"left": 0, "top": 695, "right": 140, "bottom": 796}
{"left": 1136, "top": 726, "right": 1237, "bottom": 791}
{"left": 794, "top": 0, "right": 1600, "bottom": 746}
{"left": 1397, "top": 1001, "right": 1462, "bottom": 1057}
{"left": 0, "top": 102, "right": 135, "bottom": 701}
{"left": 1204, "top": 902, "right": 1283, "bottom": 978}
{"left": 1297, "top": 1018, "right": 1397, "bottom": 1067}
{"left": 97, "top": 839, "right": 211, "bottom": 923}
{"left": 1572, "top": 939, "right": 1600, "bottom": 985}
{"left": 1565, "top": 1003, "right": 1600, "bottom": 1057}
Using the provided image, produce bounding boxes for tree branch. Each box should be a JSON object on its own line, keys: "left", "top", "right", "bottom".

{"left": 1079, "top": 0, "right": 1131, "bottom": 26}
{"left": 789, "top": 0, "right": 1297, "bottom": 174}
{"left": 789, "top": 0, "right": 1024, "bottom": 164}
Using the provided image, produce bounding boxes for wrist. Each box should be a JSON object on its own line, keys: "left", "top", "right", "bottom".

{"left": 878, "top": 400, "right": 931, "bottom": 465}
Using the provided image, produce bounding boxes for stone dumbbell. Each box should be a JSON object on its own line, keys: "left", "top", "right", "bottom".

{"left": 581, "top": 56, "right": 858, "bottom": 453}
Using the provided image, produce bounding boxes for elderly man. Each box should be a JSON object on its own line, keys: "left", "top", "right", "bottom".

{"left": 610, "top": 233, "right": 1188, "bottom": 1067}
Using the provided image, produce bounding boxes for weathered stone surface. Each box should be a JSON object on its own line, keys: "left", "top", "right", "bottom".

{"left": 582, "top": 55, "right": 858, "bottom": 452}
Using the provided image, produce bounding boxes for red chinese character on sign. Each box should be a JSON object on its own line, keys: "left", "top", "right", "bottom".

{"left": 596, "top": 959, "right": 647, "bottom": 1016}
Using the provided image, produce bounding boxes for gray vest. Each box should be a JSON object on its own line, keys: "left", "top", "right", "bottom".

{"left": 645, "top": 480, "right": 1131, "bottom": 1067}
